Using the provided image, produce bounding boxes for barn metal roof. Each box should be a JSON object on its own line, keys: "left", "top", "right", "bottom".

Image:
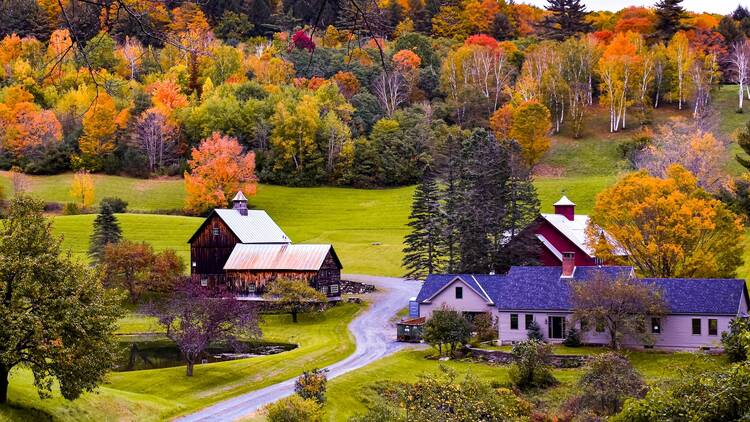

{"left": 214, "top": 209, "right": 291, "bottom": 244}
{"left": 223, "top": 243, "right": 342, "bottom": 271}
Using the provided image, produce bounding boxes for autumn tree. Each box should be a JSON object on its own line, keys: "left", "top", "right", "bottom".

{"left": 0, "top": 196, "right": 121, "bottom": 404}
{"left": 509, "top": 101, "right": 552, "bottom": 167}
{"left": 184, "top": 132, "right": 257, "bottom": 215}
{"left": 729, "top": 39, "right": 750, "bottom": 110}
{"left": 102, "top": 240, "right": 183, "bottom": 303}
{"left": 572, "top": 275, "right": 667, "bottom": 350}
{"left": 635, "top": 118, "right": 726, "bottom": 191}
{"left": 560, "top": 36, "right": 599, "bottom": 138}
{"left": 598, "top": 32, "right": 639, "bottom": 132}
{"left": 667, "top": 31, "right": 694, "bottom": 110}
{"left": 147, "top": 280, "right": 260, "bottom": 376}
{"left": 587, "top": 165, "right": 744, "bottom": 278}
{"left": 70, "top": 170, "right": 95, "bottom": 209}
{"left": 132, "top": 109, "right": 180, "bottom": 174}
{"left": 77, "top": 93, "right": 119, "bottom": 170}
{"left": 264, "top": 278, "right": 326, "bottom": 323}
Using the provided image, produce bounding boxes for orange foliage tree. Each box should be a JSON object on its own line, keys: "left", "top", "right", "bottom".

{"left": 0, "top": 88, "right": 62, "bottom": 160}
{"left": 149, "top": 79, "right": 188, "bottom": 118}
{"left": 184, "top": 132, "right": 258, "bottom": 215}
{"left": 587, "top": 165, "right": 744, "bottom": 278}
{"left": 332, "top": 71, "right": 360, "bottom": 99}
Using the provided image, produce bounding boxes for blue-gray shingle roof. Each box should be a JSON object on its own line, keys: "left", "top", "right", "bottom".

{"left": 642, "top": 278, "right": 748, "bottom": 315}
{"left": 416, "top": 266, "right": 747, "bottom": 316}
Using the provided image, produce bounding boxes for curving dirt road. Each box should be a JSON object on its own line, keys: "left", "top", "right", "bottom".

{"left": 175, "top": 275, "right": 422, "bottom": 422}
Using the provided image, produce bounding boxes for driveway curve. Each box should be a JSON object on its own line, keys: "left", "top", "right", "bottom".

{"left": 175, "top": 275, "right": 422, "bottom": 422}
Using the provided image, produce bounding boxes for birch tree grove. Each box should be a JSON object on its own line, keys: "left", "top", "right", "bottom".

{"left": 598, "top": 32, "right": 639, "bottom": 132}
{"left": 667, "top": 32, "right": 694, "bottom": 110}
{"left": 373, "top": 70, "right": 408, "bottom": 117}
{"left": 133, "top": 110, "right": 179, "bottom": 173}
{"left": 730, "top": 39, "right": 750, "bottom": 110}
{"left": 561, "top": 36, "right": 599, "bottom": 138}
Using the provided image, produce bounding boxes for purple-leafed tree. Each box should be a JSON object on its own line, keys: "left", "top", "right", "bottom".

{"left": 147, "top": 280, "right": 261, "bottom": 376}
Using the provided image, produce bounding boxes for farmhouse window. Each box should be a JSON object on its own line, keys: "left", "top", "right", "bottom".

{"left": 455, "top": 286, "right": 463, "bottom": 299}
{"left": 200, "top": 278, "right": 208, "bottom": 287}
{"left": 212, "top": 226, "right": 220, "bottom": 236}
{"left": 525, "top": 314, "right": 534, "bottom": 329}
{"left": 651, "top": 318, "right": 661, "bottom": 334}
{"left": 708, "top": 319, "right": 718, "bottom": 336}
{"left": 595, "top": 321, "right": 605, "bottom": 333}
{"left": 510, "top": 314, "right": 518, "bottom": 330}
{"left": 320, "top": 286, "right": 328, "bottom": 294}
{"left": 692, "top": 318, "right": 702, "bottom": 335}
{"left": 330, "top": 284, "right": 340, "bottom": 294}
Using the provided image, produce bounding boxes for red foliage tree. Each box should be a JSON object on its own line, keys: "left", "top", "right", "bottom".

{"left": 292, "top": 30, "right": 316, "bottom": 52}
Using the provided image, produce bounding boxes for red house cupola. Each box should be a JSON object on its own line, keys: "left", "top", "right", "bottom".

{"left": 553, "top": 195, "right": 575, "bottom": 221}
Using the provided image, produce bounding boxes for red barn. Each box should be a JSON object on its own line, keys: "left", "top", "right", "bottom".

{"left": 533, "top": 196, "right": 627, "bottom": 267}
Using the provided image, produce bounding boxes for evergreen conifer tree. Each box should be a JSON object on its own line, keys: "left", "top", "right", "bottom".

{"left": 88, "top": 202, "right": 122, "bottom": 263}
{"left": 527, "top": 320, "right": 545, "bottom": 341}
{"left": 402, "top": 171, "right": 445, "bottom": 279}
{"left": 654, "top": 0, "right": 686, "bottom": 41}
{"left": 538, "top": 0, "right": 592, "bottom": 41}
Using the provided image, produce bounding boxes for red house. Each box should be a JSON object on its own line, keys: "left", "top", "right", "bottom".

{"left": 533, "top": 196, "right": 627, "bottom": 267}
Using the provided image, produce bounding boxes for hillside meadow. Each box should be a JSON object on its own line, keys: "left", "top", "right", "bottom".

{"left": 3, "top": 87, "right": 750, "bottom": 278}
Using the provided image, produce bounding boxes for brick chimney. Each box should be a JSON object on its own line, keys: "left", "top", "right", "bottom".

{"left": 232, "top": 191, "right": 248, "bottom": 216}
{"left": 561, "top": 252, "right": 575, "bottom": 277}
{"left": 554, "top": 195, "right": 576, "bottom": 221}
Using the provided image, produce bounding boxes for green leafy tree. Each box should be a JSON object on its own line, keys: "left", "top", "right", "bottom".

{"left": 736, "top": 120, "right": 750, "bottom": 171}
{"left": 722, "top": 318, "right": 750, "bottom": 363}
{"left": 214, "top": 11, "right": 254, "bottom": 43}
{"left": 88, "top": 201, "right": 122, "bottom": 264}
{"left": 508, "top": 340, "right": 558, "bottom": 390}
{"left": 402, "top": 171, "right": 444, "bottom": 280}
{"left": 422, "top": 305, "right": 471, "bottom": 356}
{"left": 576, "top": 353, "right": 646, "bottom": 416}
{"left": 264, "top": 278, "right": 327, "bottom": 323}
{"left": 0, "top": 196, "right": 121, "bottom": 404}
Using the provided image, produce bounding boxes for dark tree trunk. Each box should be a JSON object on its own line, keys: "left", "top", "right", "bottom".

{"left": 291, "top": 310, "right": 298, "bottom": 323}
{"left": 186, "top": 361, "right": 194, "bottom": 377}
{"left": 0, "top": 363, "right": 9, "bottom": 404}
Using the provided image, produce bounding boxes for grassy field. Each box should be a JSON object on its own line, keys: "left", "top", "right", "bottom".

{"left": 322, "top": 347, "right": 724, "bottom": 421}
{"left": 0, "top": 303, "right": 363, "bottom": 421}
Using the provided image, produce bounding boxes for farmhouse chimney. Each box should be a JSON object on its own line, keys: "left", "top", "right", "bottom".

{"left": 232, "top": 191, "right": 248, "bottom": 216}
{"left": 561, "top": 252, "right": 575, "bottom": 278}
{"left": 554, "top": 195, "right": 576, "bottom": 221}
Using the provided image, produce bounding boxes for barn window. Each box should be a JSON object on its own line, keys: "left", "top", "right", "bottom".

{"left": 510, "top": 314, "right": 518, "bottom": 330}
{"left": 330, "top": 284, "right": 340, "bottom": 294}
{"left": 320, "top": 286, "right": 328, "bottom": 294}
{"left": 212, "top": 226, "right": 220, "bottom": 236}
{"left": 708, "top": 319, "right": 718, "bottom": 336}
{"left": 200, "top": 278, "right": 208, "bottom": 287}
{"left": 247, "top": 283, "right": 256, "bottom": 293}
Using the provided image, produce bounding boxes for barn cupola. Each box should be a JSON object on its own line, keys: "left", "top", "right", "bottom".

{"left": 554, "top": 195, "right": 576, "bottom": 221}
{"left": 232, "top": 191, "right": 248, "bottom": 216}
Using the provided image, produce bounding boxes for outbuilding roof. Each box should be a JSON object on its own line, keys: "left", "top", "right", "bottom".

{"left": 188, "top": 209, "right": 291, "bottom": 244}
{"left": 223, "top": 243, "right": 342, "bottom": 271}
{"left": 642, "top": 278, "right": 749, "bottom": 315}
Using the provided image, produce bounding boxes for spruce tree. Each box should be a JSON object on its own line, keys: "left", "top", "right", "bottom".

{"left": 538, "top": 0, "right": 592, "bottom": 41}
{"left": 88, "top": 202, "right": 122, "bottom": 264}
{"left": 654, "top": 0, "right": 686, "bottom": 41}
{"left": 402, "top": 171, "right": 445, "bottom": 280}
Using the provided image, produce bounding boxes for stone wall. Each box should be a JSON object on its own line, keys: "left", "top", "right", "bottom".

{"left": 466, "top": 347, "right": 590, "bottom": 368}
{"left": 341, "top": 279, "right": 376, "bottom": 294}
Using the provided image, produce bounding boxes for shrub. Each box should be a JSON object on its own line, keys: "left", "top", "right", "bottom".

{"left": 526, "top": 320, "right": 544, "bottom": 341}
{"left": 472, "top": 312, "right": 498, "bottom": 342}
{"left": 614, "top": 363, "right": 750, "bottom": 421}
{"left": 100, "top": 197, "right": 128, "bottom": 213}
{"left": 563, "top": 327, "right": 582, "bottom": 347}
{"left": 577, "top": 353, "right": 645, "bottom": 416}
{"left": 294, "top": 368, "right": 328, "bottom": 404}
{"left": 265, "top": 395, "right": 323, "bottom": 422}
{"left": 508, "top": 340, "right": 557, "bottom": 390}
{"left": 722, "top": 318, "right": 750, "bottom": 362}
{"left": 63, "top": 202, "right": 80, "bottom": 215}
{"left": 422, "top": 305, "right": 472, "bottom": 356}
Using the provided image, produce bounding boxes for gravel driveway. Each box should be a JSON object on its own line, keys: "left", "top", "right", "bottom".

{"left": 175, "top": 275, "right": 422, "bottom": 422}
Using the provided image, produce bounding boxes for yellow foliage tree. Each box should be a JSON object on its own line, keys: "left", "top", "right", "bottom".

{"left": 78, "top": 93, "right": 118, "bottom": 170}
{"left": 70, "top": 170, "right": 95, "bottom": 209}
{"left": 587, "top": 165, "right": 744, "bottom": 278}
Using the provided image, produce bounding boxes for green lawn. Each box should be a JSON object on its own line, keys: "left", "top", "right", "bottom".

{"left": 322, "top": 348, "right": 724, "bottom": 421}
{"left": 0, "top": 303, "right": 363, "bottom": 421}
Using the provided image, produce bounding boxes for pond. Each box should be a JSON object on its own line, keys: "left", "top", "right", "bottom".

{"left": 114, "top": 336, "right": 297, "bottom": 371}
